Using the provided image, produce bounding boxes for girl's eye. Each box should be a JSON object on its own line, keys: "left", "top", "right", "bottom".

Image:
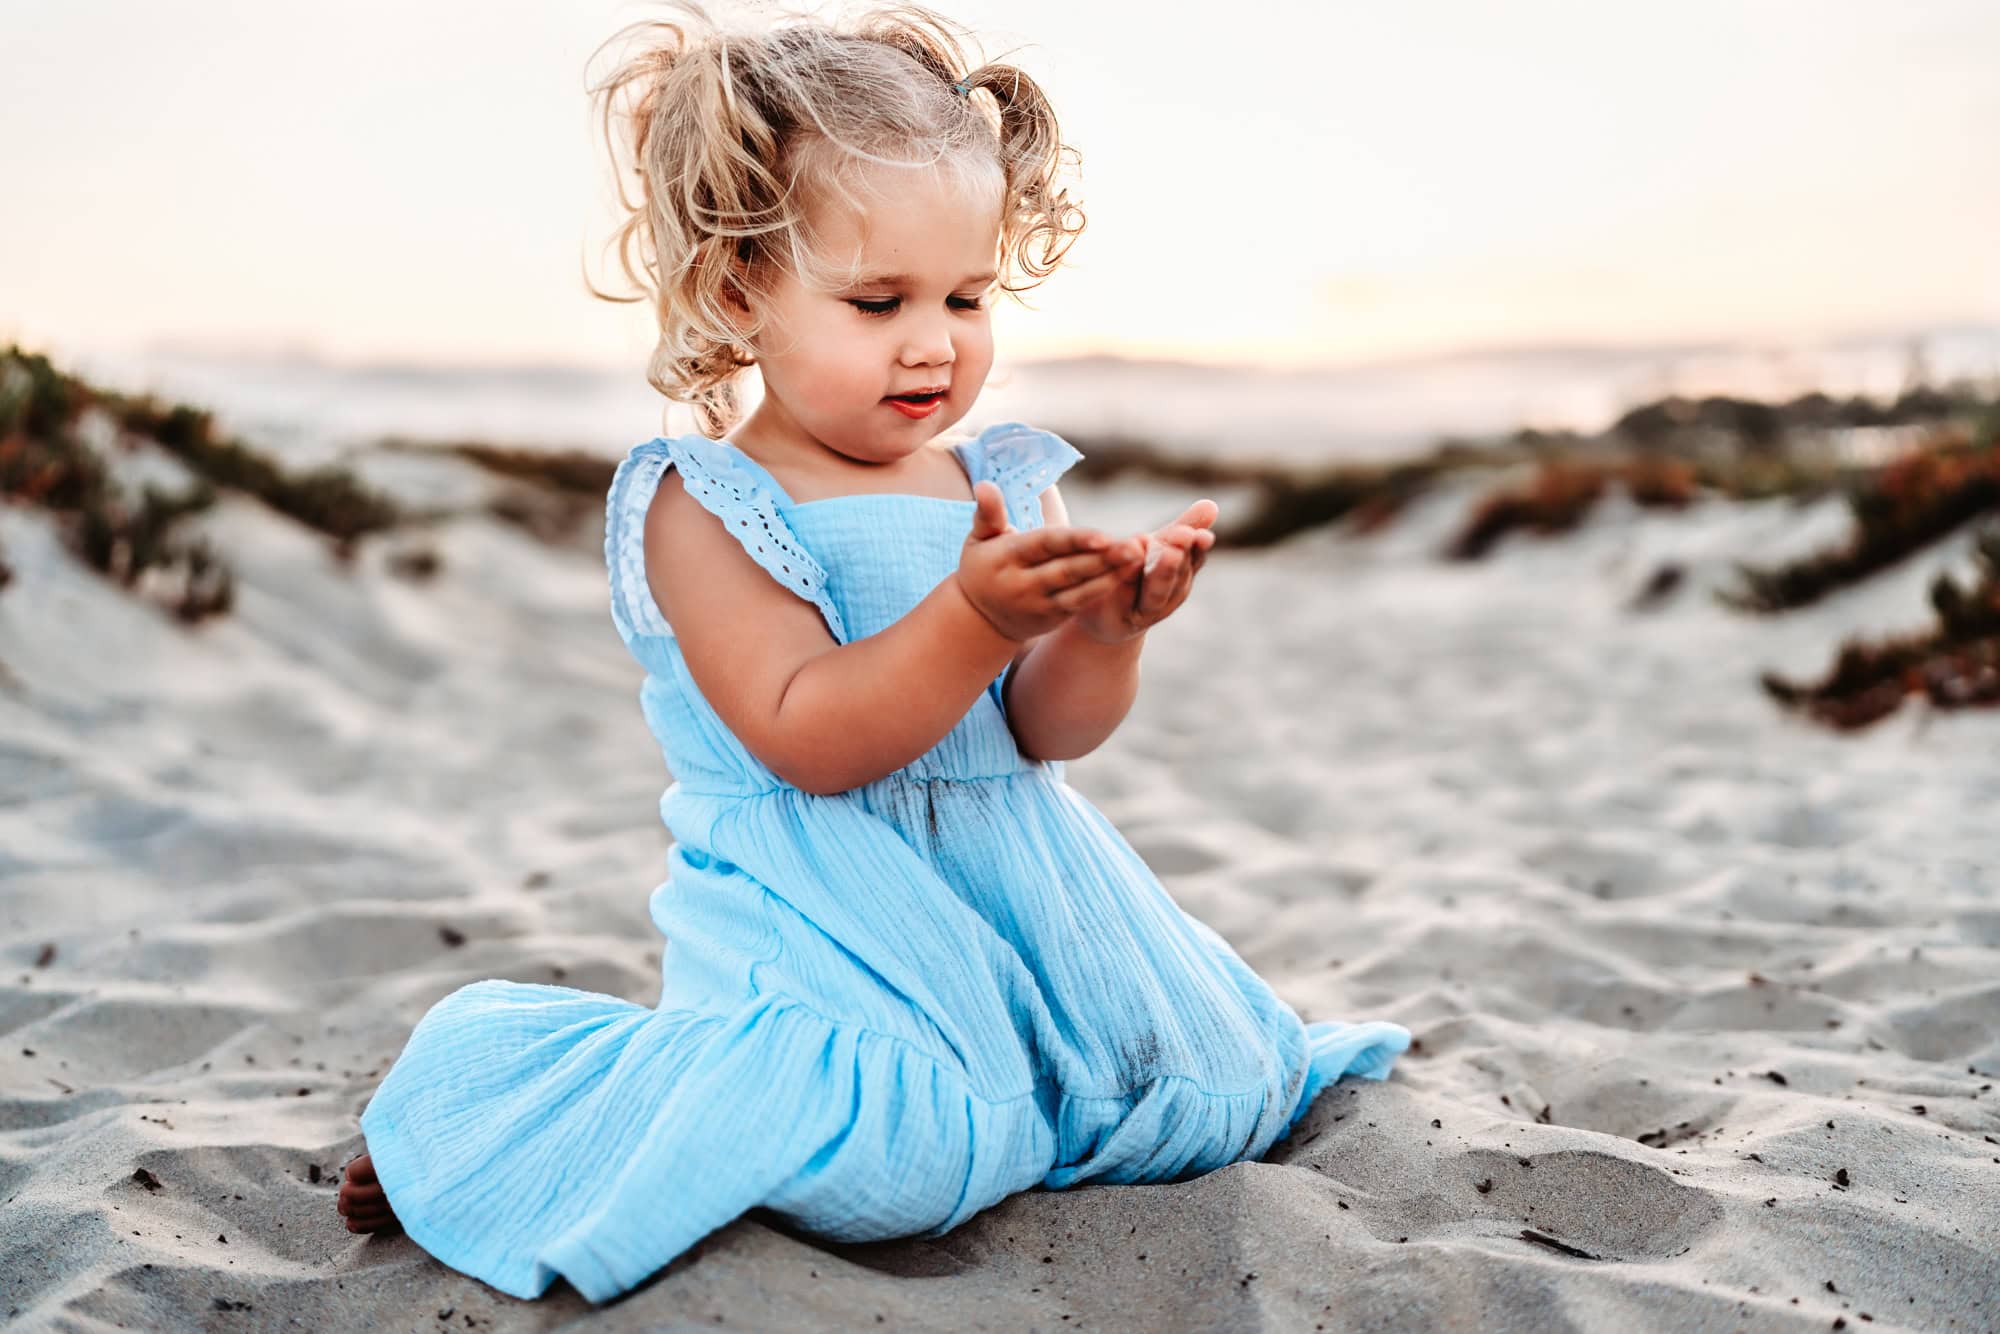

{"left": 845, "top": 295, "right": 987, "bottom": 316}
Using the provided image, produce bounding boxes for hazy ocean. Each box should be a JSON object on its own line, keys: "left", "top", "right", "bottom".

{"left": 64, "top": 324, "right": 2000, "bottom": 471}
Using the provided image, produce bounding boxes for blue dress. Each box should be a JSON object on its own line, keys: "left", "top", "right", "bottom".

{"left": 358, "top": 420, "right": 1410, "bottom": 1302}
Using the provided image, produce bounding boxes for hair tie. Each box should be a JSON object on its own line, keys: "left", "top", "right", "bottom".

{"left": 952, "top": 76, "right": 972, "bottom": 97}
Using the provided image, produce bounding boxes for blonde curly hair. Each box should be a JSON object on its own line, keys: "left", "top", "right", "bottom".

{"left": 585, "top": 1, "right": 1085, "bottom": 437}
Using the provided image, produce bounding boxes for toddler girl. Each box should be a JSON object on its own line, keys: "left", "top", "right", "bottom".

{"left": 337, "top": 1, "right": 1409, "bottom": 1301}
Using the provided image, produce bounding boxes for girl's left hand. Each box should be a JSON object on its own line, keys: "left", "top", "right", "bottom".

{"left": 1071, "top": 499, "right": 1218, "bottom": 644}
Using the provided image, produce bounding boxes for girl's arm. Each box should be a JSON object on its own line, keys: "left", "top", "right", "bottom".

{"left": 646, "top": 469, "right": 1015, "bottom": 795}
{"left": 1001, "top": 485, "right": 1144, "bottom": 762}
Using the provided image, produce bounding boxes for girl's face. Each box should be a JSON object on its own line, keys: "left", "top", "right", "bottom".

{"left": 737, "top": 167, "right": 1000, "bottom": 467}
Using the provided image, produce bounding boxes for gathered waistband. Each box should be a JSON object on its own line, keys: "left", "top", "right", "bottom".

{"left": 668, "top": 761, "right": 1064, "bottom": 804}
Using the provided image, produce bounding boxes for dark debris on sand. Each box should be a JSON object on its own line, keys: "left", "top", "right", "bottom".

{"left": 1519, "top": 1229, "right": 1603, "bottom": 1261}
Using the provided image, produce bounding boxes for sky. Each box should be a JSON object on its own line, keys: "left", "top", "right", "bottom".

{"left": 2, "top": 0, "right": 1996, "bottom": 372}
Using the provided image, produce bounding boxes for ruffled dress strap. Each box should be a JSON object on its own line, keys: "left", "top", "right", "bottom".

{"left": 959, "top": 421, "right": 1084, "bottom": 531}
{"left": 604, "top": 434, "right": 847, "bottom": 647}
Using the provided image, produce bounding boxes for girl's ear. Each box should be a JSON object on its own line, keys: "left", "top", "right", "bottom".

{"left": 722, "top": 259, "right": 752, "bottom": 310}
{"left": 718, "top": 269, "right": 757, "bottom": 345}
{"left": 718, "top": 239, "right": 757, "bottom": 324}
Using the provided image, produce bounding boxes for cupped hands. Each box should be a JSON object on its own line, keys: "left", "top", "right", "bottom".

{"left": 953, "top": 481, "right": 1216, "bottom": 644}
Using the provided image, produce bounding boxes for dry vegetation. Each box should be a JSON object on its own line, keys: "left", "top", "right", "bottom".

{"left": 1762, "top": 526, "right": 2000, "bottom": 729}
{"left": 3, "top": 346, "right": 233, "bottom": 621}
{"left": 1719, "top": 425, "right": 2000, "bottom": 612}
{"left": 1444, "top": 456, "right": 1697, "bottom": 562}
{"left": 0, "top": 344, "right": 408, "bottom": 621}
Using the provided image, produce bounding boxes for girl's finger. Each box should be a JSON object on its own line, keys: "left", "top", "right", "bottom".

{"left": 1050, "top": 567, "right": 1132, "bottom": 610}
{"left": 968, "top": 481, "right": 1010, "bottom": 540}
{"left": 1174, "top": 545, "right": 1200, "bottom": 599}
{"left": 1031, "top": 549, "right": 1123, "bottom": 591}
{"left": 1140, "top": 545, "right": 1183, "bottom": 613}
{"left": 1165, "top": 498, "right": 1218, "bottom": 531}
{"left": 1018, "top": 525, "right": 1113, "bottom": 563}
{"left": 1145, "top": 553, "right": 1195, "bottom": 622}
{"left": 1189, "top": 530, "right": 1213, "bottom": 571}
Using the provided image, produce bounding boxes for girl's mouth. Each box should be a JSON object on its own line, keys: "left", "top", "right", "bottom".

{"left": 885, "top": 389, "right": 945, "bottom": 419}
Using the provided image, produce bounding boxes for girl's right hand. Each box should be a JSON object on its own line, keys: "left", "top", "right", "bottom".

{"left": 954, "top": 480, "right": 1143, "bottom": 641}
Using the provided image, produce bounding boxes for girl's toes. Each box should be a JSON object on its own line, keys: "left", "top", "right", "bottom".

{"left": 338, "top": 1155, "right": 382, "bottom": 1204}
{"left": 338, "top": 1189, "right": 381, "bottom": 1217}
{"left": 338, "top": 1178, "right": 382, "bottom": 1208}
{"left": 335, "top": 1150, "right": 401, "bottom": 1233}
{"left": 341, "top": 1195, "right": 399, "bottom": 1232}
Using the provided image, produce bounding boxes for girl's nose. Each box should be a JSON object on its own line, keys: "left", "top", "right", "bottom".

{"left": 899, "top": 316, "right": 955, "bottom": 368}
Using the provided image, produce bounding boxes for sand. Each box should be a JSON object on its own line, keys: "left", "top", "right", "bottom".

{"left": 2, "top": 452, "right": 1997, "bottom": 1331}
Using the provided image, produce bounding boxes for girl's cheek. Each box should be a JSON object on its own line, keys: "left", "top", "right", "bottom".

{"left": 956, "top": 326, "right": 995, "bottom": 378}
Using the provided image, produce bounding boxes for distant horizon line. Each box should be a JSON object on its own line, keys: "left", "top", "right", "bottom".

{"left": 28, "top": 315, "right": 2000, "bottom": 382}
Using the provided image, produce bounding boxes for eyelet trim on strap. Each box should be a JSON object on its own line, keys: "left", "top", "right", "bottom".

{"left": 972, "top": 422, "right": 1084, "bottom": 530}
{"left": 604, "top": 435, "right": 848, "bottom": 645}
{"left": 605, "top": 441, "right": 676, "bottom": 644}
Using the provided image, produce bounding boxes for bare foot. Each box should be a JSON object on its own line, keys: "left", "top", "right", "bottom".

{"left": 337, "top": 1151, "right": 401, "bottom": 1234}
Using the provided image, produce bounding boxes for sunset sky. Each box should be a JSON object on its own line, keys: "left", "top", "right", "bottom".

{"left": 3, "top": 0, "right": 1995, "bottom": 372}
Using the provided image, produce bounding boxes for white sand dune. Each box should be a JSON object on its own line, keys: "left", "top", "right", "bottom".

{"left": 2, "top": 451, "right": 1996, "bottom": 1331}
